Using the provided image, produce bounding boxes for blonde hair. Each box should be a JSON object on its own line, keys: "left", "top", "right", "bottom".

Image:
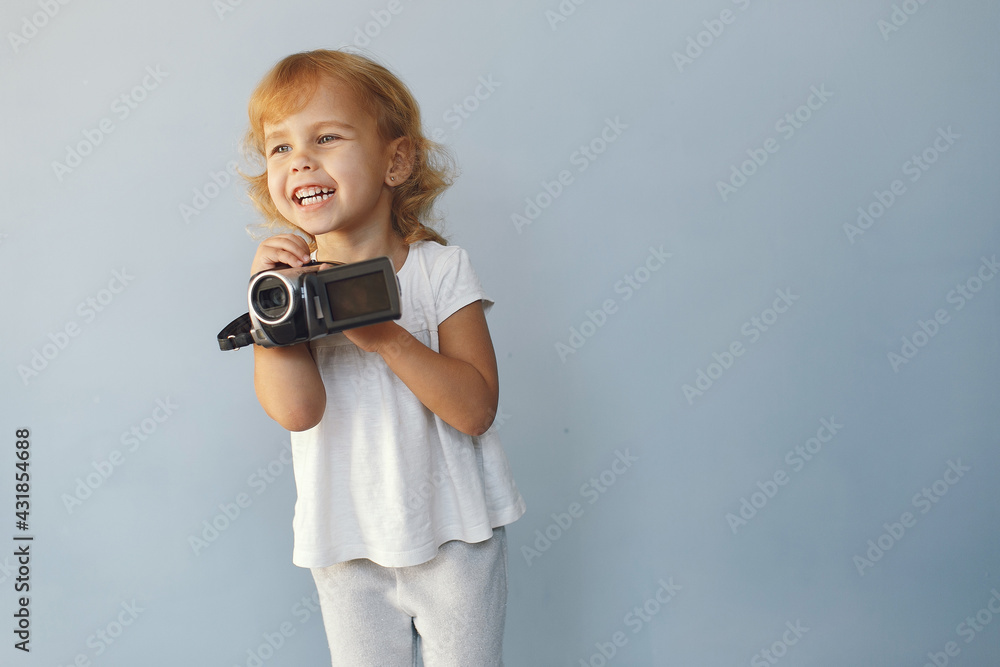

{"left": 242, "top": 49, "right": 452, "bottom": 246}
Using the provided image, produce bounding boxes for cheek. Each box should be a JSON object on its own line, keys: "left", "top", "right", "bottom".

{"left": 266, "top": 172, "right": 286, "bottom": 205}
{"left": 344, "top": 145, "right": 385, "bottom": 183}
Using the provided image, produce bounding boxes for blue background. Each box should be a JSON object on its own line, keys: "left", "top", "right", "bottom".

{"left": 2, "top": 0, "right": 998, "bottom": 665}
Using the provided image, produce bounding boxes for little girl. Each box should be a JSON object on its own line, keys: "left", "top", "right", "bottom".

{"left": 242, "top": 49, "right": 525, "bottom": 666}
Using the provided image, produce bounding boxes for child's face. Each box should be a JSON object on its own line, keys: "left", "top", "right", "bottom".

{"left": 263, "top": 78, "right": 397, "bottom": 239}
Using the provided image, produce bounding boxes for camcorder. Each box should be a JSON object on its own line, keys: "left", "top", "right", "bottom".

{"left": 217, "top": 257, "right": 401, "bottom": 350}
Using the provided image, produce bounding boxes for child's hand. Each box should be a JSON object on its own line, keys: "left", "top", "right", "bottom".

{"left": 342, "top": 320, "right": 408, "bottom": 354}
{"left": 251, "top": 234, "right": 312, "bottom": 275}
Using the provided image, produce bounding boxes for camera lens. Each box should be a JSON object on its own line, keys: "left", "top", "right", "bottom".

{"left": 253, "top": 276, "right": 291, "bottom": 320}
{"left": 260, "top": 287, "right": 287, "bottom": 309}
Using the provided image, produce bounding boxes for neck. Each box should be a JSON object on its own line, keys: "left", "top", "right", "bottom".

{"left": 314, "top": 224, "right": 409, "bottom": 273}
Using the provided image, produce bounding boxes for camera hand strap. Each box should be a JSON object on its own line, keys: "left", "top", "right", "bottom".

{"left": 217, "top": 313, "right": 254, "bottom": 351}
{"left": 216, "top": 261, "right": 344, "bottom": 351}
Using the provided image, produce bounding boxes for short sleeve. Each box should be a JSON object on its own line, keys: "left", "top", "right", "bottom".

{"left": 430, "top": 246, "right": 493, "bottom": 323}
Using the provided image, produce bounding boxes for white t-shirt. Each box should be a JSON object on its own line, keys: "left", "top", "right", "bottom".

{"left": 289, "top": 240, "right": 526, "bottom": 568}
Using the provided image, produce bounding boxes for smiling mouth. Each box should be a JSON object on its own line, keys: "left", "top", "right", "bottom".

{"left": 294, "top": 186, "right": 335, "bottom": 206}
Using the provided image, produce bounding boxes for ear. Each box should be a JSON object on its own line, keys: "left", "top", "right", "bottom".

{"left": 385, "top": 136, "right": 415, "bottom": 186}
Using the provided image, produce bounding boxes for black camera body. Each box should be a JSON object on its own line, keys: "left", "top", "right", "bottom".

{"left": 247, "top": 256, "right": 401, "bottom": 348}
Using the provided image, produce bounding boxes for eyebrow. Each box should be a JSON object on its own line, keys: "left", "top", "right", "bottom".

{"left": 265, "top": 120, "right": 355, "bottom": 142}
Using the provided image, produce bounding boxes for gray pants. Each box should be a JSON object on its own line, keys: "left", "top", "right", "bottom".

{"left": 310, "top": 527, "right": 507, "bottom": 666}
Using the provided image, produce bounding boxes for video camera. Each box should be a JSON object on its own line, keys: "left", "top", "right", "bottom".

{"left": 217, "top": 257, "right": 401, "bottom": 350}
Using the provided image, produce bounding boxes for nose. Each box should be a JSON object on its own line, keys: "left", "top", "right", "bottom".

{"left": 290, "top": 148, "right": 316, "bottom": 172}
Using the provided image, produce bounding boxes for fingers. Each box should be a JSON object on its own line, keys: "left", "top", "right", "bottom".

{"left": 252, "top": 234, "right": 312, "bottom": 274}
{"left": 266, "top": 234, "right": 312, "bottom": 264}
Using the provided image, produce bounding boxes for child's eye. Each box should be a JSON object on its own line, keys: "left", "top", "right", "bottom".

{"left": 318, "top": 134, "right": 340, "bottom": 144}
{"left": 268, "top": 144, "right": 290, "bottom": 156}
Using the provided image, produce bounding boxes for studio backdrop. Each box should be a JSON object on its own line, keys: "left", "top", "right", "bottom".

{"left": 2, "top": 0, "right": 999, "bottom": 665}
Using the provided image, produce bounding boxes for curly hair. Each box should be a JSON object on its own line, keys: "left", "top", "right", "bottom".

{"left": 242, "top": 49, "right": 452, "bottom": 247}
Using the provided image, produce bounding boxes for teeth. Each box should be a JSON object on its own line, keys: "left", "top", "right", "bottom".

{"left": 295, "top": 186, "right": 335, "bottom": 205}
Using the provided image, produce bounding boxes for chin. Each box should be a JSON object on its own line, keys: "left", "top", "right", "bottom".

{"left": 301, "top": 221, "right": 345, "bottom": 237}
{"left": 284, "top": 215, "right": 334, "bottom": 235}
